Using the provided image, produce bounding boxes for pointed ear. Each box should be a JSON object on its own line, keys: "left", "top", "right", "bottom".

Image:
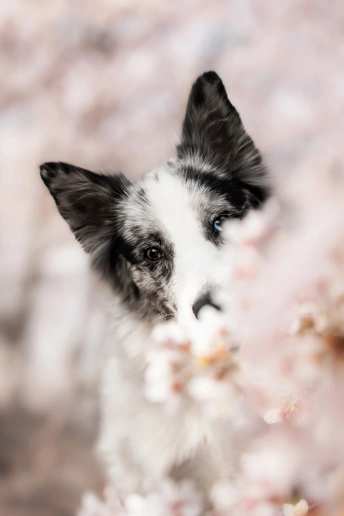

{"left": 177, "top": 71, "right": 270, "bottom": 203}
{"left": 40, "top": 162, "right": 130, "bottom": 270}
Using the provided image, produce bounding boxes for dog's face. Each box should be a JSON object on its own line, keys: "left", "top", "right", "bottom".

{"left": 41, "top": 72, "right": 269, "bottom": 327}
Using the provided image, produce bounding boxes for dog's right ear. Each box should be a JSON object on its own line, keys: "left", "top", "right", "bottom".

{"left": 40, "top": 162, "right": 130, "bottom": 269}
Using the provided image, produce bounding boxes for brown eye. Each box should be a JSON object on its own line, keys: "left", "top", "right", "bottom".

{"left": 144, "top": 247, "right": 163, "bottom": 262}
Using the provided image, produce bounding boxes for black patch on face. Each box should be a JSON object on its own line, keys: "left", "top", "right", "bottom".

{"left": 115, "top": 206, "right": 176, "bottom": 319}
{"left": 182, "top": 167, "right": 246, "bottom": 210}
{"left": 178, "top": 165, "right": 264, "bottom": 246}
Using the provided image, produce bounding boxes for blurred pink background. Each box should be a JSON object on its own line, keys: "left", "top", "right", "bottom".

{"left": 0, "top": 1, "right": 343, "bottom": 515}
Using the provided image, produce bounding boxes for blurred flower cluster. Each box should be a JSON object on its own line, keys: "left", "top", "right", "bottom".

{"left": 78, "top": 158, "right": 344, "bottom": 515}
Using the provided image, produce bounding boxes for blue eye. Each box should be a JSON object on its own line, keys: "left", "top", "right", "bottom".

{"left": 213, "top": 215, "right": 227, "bottom": 233}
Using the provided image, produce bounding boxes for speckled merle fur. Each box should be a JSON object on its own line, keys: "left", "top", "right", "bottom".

{"left": 40, "top": 71, "right": 272, "bottom": 499}
{"left": 40, "top": 71, "right": 270, "bottom": 326}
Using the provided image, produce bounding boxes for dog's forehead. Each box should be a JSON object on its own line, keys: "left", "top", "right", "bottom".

{"left": 120, "top": 163, "right": 235, "bottom": 251}
{"left": 129, "top": 164, "right": 229, "bottom": 254}
{"left": 142, "top": 164, "right": 230, "bottom": 216}
{"left": 139, "top": 165, "right": 202, "bottom": 238}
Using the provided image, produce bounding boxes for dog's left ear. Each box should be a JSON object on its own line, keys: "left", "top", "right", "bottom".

{"left": 177, "top": 71, "right": 270, "bottom": 205}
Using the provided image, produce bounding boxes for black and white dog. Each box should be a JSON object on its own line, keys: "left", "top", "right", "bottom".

{"left": 41, "top": 72, "right": 270, "bottom": 499}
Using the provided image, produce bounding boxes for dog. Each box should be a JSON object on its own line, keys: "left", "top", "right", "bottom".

{"left": 40, "top": 71, "right": 270, "bottom": 501}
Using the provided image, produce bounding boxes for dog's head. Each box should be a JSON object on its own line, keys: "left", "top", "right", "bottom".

{"left": 41, "top": 72, "right": 270, "bottom": 327}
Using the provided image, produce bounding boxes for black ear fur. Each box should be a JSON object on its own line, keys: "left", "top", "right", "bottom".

{"left": 40, "top": 162, "right": 130, "bottom": 269}
{"left": 177, "top": 71, "right": 270, "bottom": 205}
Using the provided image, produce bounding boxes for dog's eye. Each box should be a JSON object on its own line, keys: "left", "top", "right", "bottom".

{"left": 144, "top": 247, "right": 163, "bottom": 262}
{"left": 213, "top": 215, "right": 228, "bottom": 233}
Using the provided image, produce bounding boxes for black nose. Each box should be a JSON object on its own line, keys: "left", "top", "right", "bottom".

{"left": 192, "top": 292, "right": 221, "bottom": 320}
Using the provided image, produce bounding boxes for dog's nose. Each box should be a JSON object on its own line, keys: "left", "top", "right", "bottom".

{"left": 192, "top": 292, "right": 221, "bottom": 320}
